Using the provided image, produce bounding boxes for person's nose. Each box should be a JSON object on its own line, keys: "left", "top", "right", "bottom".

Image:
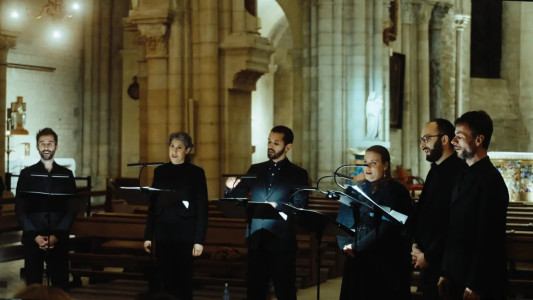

{"left": 451, "top": 137, "right": 458, "bottom": 146}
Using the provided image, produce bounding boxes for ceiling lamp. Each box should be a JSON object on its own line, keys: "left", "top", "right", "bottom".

{"left": 28, "top": 0, "right": 80, "bottom": 20}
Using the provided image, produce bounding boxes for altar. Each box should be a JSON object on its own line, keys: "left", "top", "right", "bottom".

{"left": 489, "top": 152, "right": 533, "bottom": 202}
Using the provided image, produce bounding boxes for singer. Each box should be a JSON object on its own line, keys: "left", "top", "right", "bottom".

{"left": 15, "top": 128, "right": 77, "bottom": 290}
{"left": 225, "top": 125, "right": 309, "bottom": 300}
{"left": 143, "top": 132, "right": 208, "bottom": 299}
{"left": 337, "top": 145, "right": 412, "bottom": 300}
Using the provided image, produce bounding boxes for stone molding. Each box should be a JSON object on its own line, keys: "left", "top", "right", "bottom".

{"left": 430, "top": 4, "right": 451, "bottom": 30}
{"left": 0, "top": 31, "right": 18, "bottom": 52}
{"left": 401, "top": 2, "right": 416, "bottom": 25}
{"left": 454, "top": 14, "right": 470, "bottom": 31}
{"left": 137, "top": 23, "right": 170, "bottom": 58}
{"left": 415, "top": 2, "right": 437, "bottom": 25}
{"left": 221, "top": 34, "right": 274, "bottom": 91}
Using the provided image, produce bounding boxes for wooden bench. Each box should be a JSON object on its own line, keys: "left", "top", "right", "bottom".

{"left": 506, "top": 231, "right": 533, "bottom": 298}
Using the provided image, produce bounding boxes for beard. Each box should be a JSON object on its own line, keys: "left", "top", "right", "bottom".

{"left": 425, "top": 140, "right": 443, "bottom": 162}
{"left": 39, "top": 149, "right": 56, "bottom": 161}
{"left": 457, "top": 144, "right": 476, "bottom": 160}
{"left": 268, "top": 148, "right": 285, "bottom": 161}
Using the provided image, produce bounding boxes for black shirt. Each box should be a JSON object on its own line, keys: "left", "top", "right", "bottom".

{"left": 413, "top": 154, "right": 467, "bottom": 267}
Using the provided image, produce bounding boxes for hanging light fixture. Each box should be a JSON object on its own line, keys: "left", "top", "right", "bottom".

{"left": 28, "top": 0, "right": 81, "bottom": 20}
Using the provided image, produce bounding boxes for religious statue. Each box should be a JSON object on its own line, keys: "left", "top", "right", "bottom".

{"left": 365, "top": 92, "right": 382, "bottom": 139}
{"left": 10, "top": 96, "right": 28, "bottom": 135}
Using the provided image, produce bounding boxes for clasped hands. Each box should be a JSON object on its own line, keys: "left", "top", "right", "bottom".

{"left": 34, "top": 235, "right": 57, "bottom": 249}
{"left": 143, "top": 241, "right": 204, "bottom": 257}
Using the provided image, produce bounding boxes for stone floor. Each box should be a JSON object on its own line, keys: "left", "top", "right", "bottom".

{"left": 0, "top": 259, "right": 342, "bottom": 300}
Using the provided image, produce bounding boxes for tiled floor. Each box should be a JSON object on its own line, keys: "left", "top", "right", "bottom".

{"left": 0, "top": 259, "right": 342, "bottom": 300}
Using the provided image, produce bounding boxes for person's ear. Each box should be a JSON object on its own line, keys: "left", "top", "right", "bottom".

{"left": 441, "top": 135, "right": 449, "bottom": 146}
{"left": 285, "top": 143, "right": 293, "bottom": 152}
{"left": 475, "top": 135, "right": 484, "bottom": 146}
{"left": 186, "top": 148, "right": 191, "bottom": 154}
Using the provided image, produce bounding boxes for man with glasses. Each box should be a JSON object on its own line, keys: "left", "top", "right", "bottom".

{"left": 438, "top": 111, "right": 509, "bottom": 299}
{"left": 15, "top": 128, "right": 77, "bottom": 290}
{"left": 411, "top": 119, "right": 467, "bottom": 299}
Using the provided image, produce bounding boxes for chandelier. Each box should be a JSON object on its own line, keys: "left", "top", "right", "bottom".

{"left": 28, "top": 0, "right": 80, "bottom": 20}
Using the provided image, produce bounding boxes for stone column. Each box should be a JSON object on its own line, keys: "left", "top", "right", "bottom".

{"left": 192, "top": 0, "right": 220, "bottom": 199}
{"left": 0, "top": 32, "right": 18, "bottom": 178}
{"left": 137, "top": 23, "right": 170, "bottom": 169}
{"left": 415, "top": 1, "right": 435, "bottom": 177}
{"left": 454, "top": 15, "right": 470, "bottom": 118}
{"left": 401, "top": 2, "right": 418, "bottom": 175}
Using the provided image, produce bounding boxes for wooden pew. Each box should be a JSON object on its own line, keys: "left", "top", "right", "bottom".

{"left": 506, "top": 231, "right": 533, "bottom": 298}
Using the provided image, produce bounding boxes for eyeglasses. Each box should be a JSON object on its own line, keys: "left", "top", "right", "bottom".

{"left": 418, "top": 134, "right": 443, "bottom": 144}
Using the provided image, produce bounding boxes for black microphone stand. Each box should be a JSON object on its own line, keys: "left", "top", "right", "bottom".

{"left": 125, "top": 162, "right": 164, "bottom": 260}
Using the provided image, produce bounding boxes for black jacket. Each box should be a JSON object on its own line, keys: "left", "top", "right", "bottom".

{"left": 144, "top": 162, "right": 208, "bottom": 245}
{"left": 226, "top": 158, "right": 309, "bottom": 251}
{"left": 15, "top": 161, "right": 77, "bottom": 243}
{"left": 412, "top": 154, "right": 467, "bottom": 268}
{"left": 441, "top": 156, "right": 509, "bottom": 297}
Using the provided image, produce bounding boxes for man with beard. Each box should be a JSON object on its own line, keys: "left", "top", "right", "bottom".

{"left": 225, "top": 125, "right": 309, "bottom": 300}
{"left": 411, "top": 119, "right": 467, "bottom": 299}
{"left": 15, "top": 128, "right": 77, "bottom": 290}
{"left": 438, "top": 111, "right": 509, "bottom": 300}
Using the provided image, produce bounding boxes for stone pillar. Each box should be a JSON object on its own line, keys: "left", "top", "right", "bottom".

{"left": 429, "top": 5, "right": 450, "bottom": 119}
{"left": 415, "top": 2, "right": 435, "bottom": 177}
{"left": 137, "top": 22, "right": 171, "bottom": 173}
{"left": 454, "top": 15, "right": 470, "bottom": 118}
{"left": 192, "top": 0, "right": 220, "bottom": 199}
{"left": 0, "top": 32, "right": 17, "bottom": 178}
{"left": 401, "top": 2, "right": 418, "bottom": 174}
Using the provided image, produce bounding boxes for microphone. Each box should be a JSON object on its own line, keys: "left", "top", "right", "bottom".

{"left": 222, "top": 174, "right": 257, "bottom": 179}
{"left": 352, "top": 163, "right": 369, "bottom": 167}
{"left": 127, "top": 162, "right": 164, "bottom": 167}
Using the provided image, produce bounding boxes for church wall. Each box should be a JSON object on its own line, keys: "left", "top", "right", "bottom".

{"left": 3, "top": 0, "right": 84, "bottom": 182}
{"left": 500, "top": 2, "right": 533, "bottom": 152}
{"left": 469, "top": 78, "right": 520, "bottom": 151}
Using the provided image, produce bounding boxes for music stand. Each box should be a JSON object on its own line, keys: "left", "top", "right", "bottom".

{"left": 282, "top": 203, "right": 354, "bottom": 300}
{"left": 16, "top": 173, "right": 79, "bottom": 287}
{"left": 217, "top": 197, "right": 248, "bottom": 219}
{"left": 343, "top": 185, "right": 408, "bottom": 225}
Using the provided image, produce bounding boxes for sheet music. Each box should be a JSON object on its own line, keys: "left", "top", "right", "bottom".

{"left": 120, "top": 186, "right": 160, "bottom": 191}
{"left": 350, "top": 185, "right": 408, "bottom": 224}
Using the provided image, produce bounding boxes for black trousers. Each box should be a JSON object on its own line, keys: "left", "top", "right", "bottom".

{"left": 155, "top": 241, "right": 194, "bottom": 300}
{"left": 23, "top": 238, "right": 69, "bottom": 290}
{"left": 420, "top": 265, "right": 441, "bottom": 300}
{"left": 339, "top": 254, "right": 411, "bottom": 300}
{"left": 246, "top": 241, "right": 296, "bottom": 300}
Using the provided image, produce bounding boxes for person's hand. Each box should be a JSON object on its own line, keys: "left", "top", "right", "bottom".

{"left": 463, "top": 287, "right": 480, "bottom": 300}
{"left": 343, "top": 244, "right": 355, "bottom": 258}
{"left": 47, "top": 235, "right": 58, "bottom": 248}
{"left": 438, "top": 276, "right": 451, "bottom": 300}
{"left": 192, "top": 244, "right": 203, "bottom": 257}
{"left": 34, "top": 235, "right": 48, "bottom": 249}
{"left": 225, "top": 177, "right": 241, "bottom": 189}
{"left": 411, "top": 243, "right": 429, "bottom": 269}
{"left": 144, "top": 240, "right": 152, "bottom": 253}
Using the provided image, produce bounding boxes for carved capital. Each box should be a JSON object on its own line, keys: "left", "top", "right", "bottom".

{"left": 454, "top": 14, "right": 470, "bottom": 31}
{"left": 221, "top": 34, "right": 274, "bottom": 91}
{"left": 430, "top": 4, "right": 451, "bottom": 30}
{"left": 401, "top": 1, "right": 415, "bottom": 25}
{"left": 137, "top": 23, "right": 169, "bottom": 58}
{"left": 0, "top": 31, "right": 18, "bottom": 52}
{"left": 414, "top": 2, "right": 436, "bottom": 25}
{"left": 232, "top": 70, "right": 264, "bottom": 92}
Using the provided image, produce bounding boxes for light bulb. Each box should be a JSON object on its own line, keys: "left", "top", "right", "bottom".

{"left": 10, "top": 10, "right": 20, "bottom": 19}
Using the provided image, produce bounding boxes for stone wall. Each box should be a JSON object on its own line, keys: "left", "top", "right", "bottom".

{"left": 4, "top": 0, "right": 84, "bottom": 177}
